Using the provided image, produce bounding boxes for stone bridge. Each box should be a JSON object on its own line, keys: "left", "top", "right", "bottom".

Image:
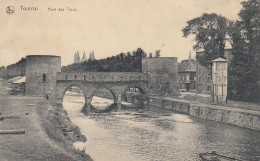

{"left": 25, "top": 55, "right": 179, "bottom": 112}
{"left": 55, "top": 72, "right": 148, "bottom": 110}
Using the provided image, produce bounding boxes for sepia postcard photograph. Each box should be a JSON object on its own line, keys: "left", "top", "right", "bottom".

{"left": 0, "top": 0, "right": 259, "bottom": 160}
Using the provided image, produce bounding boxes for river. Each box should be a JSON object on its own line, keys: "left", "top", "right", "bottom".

{"left": 63, "top": 92, "right": 260, "bottom": 161}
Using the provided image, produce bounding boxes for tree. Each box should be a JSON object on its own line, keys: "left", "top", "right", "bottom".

{"left": 132, "top": 48, "right": 147, "bottom": 72}
{"left": 63, "top": 48, "right": 148, "bottom": 73}
{"left": 149, "top": 53, "right": 153, "bottom": 58}
{"left": 182, "top": 13, "right": 232, "bottom": 67}
{"left": 228, "top": 0, "right": 260, "bottom": 102}
{"left": 155, "top": 50, "right": 160, "bottom": 57}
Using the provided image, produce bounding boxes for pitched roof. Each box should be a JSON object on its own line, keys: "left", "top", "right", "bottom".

{"left": 178, "top": 59, "right": 196, "bottom": 72}
{"left": 212, "top": 58, "right": 227, "bottom": 62}
{"left": 7, "top": 76, "right": 22, "bottom": 83}
{"left": 12, "top": 76, "right": 26, "bottom": 84}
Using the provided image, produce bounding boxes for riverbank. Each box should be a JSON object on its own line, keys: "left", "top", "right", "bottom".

{"left": 63, "top": 92, "right": 260, "bottom": 161}
{"left": 147, "top": 96, "right": 260, "bottom": 130}
{"left": 0, "top": 94, "right": 92, "bottom": 160}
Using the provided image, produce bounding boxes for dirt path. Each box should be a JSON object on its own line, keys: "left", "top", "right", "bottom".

{"left": 0, "top": 92, "right": 91, "bottom": 160}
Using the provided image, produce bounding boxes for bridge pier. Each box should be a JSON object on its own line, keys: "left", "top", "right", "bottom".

{"left": 117, "top": 95, "right": 122, "bottom": 109}
{"left": 146, "top": 97, "right": 150, "bottom": 109}
{"left": 82, "top": 99, "right": 92, "bottom": 114}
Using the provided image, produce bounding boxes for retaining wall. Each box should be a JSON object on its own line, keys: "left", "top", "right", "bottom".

{"left": 146, "top": 96, "right": 260, "bottom": 131}
{"left": 189, "top": 103, "right": 260, "bottom": 130}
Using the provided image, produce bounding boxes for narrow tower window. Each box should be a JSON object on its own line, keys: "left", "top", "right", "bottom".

{"left": 75, "top": 75, "right": 77, "bottom": 79}
{"left": 43, "top": 73, "right": 46, "bottom": 82}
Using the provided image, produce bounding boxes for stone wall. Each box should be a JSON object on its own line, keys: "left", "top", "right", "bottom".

{"left": 25, "top": 55, "right": 61, "bottom": 97}
{"left": 94, "top": 89, "right": 115, "bottom": 100}
{"left": 189, "top": 104, "right": 260, "bottom": 130}
{"left": 142, "top": 57, "right": 179, "bottom": 96}
{"left": 148, "top": 97, "right": 190, "bottom": 114}
{"left": 144, "top": 96, "right": 260, "bottom": 130}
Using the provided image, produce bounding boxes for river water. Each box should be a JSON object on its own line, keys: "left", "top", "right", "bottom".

{"left": 63, "top": 92, "right": 260, "bottom": 161}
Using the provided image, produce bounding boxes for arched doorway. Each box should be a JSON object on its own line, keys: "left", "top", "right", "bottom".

{"left": 121, "top": 84, "right": 147, "bottom": 108}
{"left": 62, "top": 84, "right": 86, "bottom": 114}
{"left": 90, "top": 86, "right": 117, "bottom": 112}
{"left": 42, "top": 92, "right": 49, "bottom": 100}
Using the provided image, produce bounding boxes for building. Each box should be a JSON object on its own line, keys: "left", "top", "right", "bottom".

{"left": 81, "top": 51, "right": 87, "bottom": 62}
{"left": 11, "top": 76, "right": 26, "bottom": 92}
{"left": 142, "top": 57, "right": 179, "bottom": 96}
{"left": 178, "top": 52, "right": 196, "bottom": 91}
{"left": 196, "top": 49, "right": 232, "bottom": 93}
{"left": 89, "top": 51, "right": 95, "bottom": 60}
{"left": 74, "top": 51, "right": 80, "bottom": 63}
{"left": 25, "top": 55, "right": 61, "bottom": 96}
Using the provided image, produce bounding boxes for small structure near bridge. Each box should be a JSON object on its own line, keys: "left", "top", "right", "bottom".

{"left": 212, "top": 58, "right": 228, "bottom": 104}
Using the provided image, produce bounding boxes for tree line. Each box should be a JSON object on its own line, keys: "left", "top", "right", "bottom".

{"left": 182, "top": 0, "right": 259, "bottom": 102}
{"left": 0, "top": 58, "right": 26, "bottom": 79}
{"left": 62, "top": 48, "right": 160, "bottom": 73}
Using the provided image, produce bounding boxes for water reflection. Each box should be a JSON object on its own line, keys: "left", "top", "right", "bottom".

{"left": 63, "top": 92, "right": 260, "bottom": 161}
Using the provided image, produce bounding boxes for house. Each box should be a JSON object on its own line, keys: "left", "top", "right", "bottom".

{"left": 178, "top": 52, "right": 196, "bottom": 91}
{"left": 196, "top": 49, "right": 232, "bottom": 93}
{"left": 11, "top": 76, "right": 26, "bottom": 92}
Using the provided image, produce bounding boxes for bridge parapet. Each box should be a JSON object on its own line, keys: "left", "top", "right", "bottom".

{"left": 57, "top": 72, "right": 148, "bottom": 82}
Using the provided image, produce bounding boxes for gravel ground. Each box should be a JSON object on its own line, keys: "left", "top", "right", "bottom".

{"left": 0, "top": 81, "right": 92, "bottom": 161}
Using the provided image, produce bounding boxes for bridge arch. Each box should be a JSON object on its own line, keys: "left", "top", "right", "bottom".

{"left": 122, "top": 83, "right": 148, "bottom": 95}
{"left": 89, "top": 85, "right": 118, "bottom": 103}
{"left": 61, "top": 84, "right": 87, "bottom": 104}
{"left": 121, "top": 83, "right": 148, "bottom": 103}
{"left": 42, "top": 92, "right": 49, "bottom": 100}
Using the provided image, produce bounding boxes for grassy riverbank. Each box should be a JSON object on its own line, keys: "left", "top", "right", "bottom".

{"left": 0, "top": 81, "right": 92, "bottom": 160}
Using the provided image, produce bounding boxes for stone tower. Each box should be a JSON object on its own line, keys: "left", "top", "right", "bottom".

{"left": 81, "top": 51, "right": 87, "bottom": 62}
{"left": 89, "top": 51, "right": 95, "bottom": 60}
{"left": 142, "top": 57, "right": 179, "bottom": 96}
{"left": 25, "top": 55, "right": 61, "bottom": 100}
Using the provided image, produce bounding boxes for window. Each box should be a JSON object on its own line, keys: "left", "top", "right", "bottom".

{"left": 66, "top": 75, "right": 68, "bottom": 80}
{"left": 43, "top": 73, "right": 46, "bottom": 82}
{"left": 208, "top": 77, "right": 212, "bottom": 82}
{"left": 84, "top": 75, "right": 86, "bottom": 80}
{"left": 190, "top": 74, "right": 194, "bottom": 80}
{"left": 75, "top": 75, "right": 77, "bottom": 79}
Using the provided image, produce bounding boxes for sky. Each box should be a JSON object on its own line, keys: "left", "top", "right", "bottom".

{"left": 0, "top": 0, "right": 244, "bottom": 66}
